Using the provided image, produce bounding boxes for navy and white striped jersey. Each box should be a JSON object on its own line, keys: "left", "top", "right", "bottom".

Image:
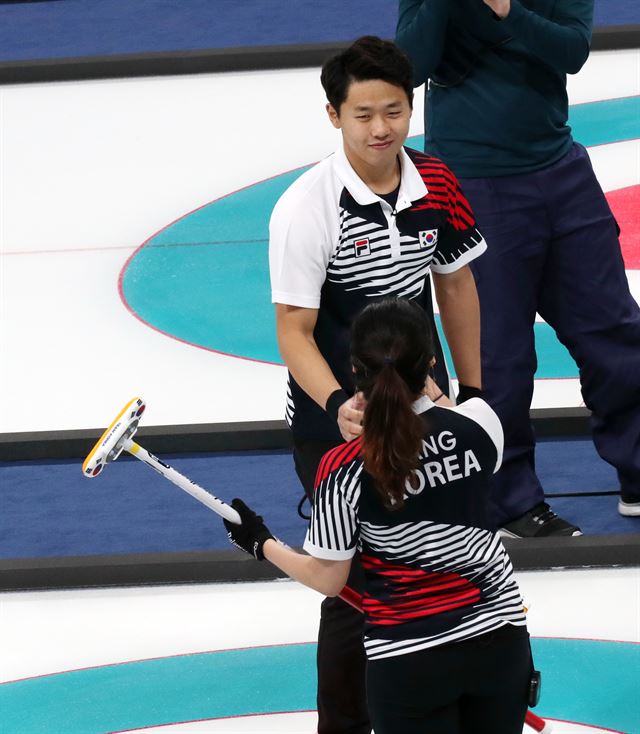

{"left": 303, "top": 397, "right": 527, "bottom": 660}
{"left": 269, "top": 145, "right": 486, "bottom": 441}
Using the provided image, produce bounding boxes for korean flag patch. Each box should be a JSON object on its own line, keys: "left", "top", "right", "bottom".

{"left": 353, "top": 237, "right": 371, "bottom": 258}
{"left": 419, "top": 229, "right": 438, "bottom": 249}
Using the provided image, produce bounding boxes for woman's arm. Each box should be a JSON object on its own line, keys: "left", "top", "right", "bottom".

{"left": 263, "top": 540, "right": 352, "bottom": 597}
{"left": 223, "top": 498, "right": 353, "bottom": 597}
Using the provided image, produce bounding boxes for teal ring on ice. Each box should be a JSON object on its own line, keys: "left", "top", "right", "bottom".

{"left": 1, "top": 638, "right": 638, "bottom": 734}
{"left": 120, "top": 96, "right": 640, "bottom": 376}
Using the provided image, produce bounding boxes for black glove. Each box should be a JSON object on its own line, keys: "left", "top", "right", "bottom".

{"left": 223, "top": 498, "right": 274, "bottom": 560}
{"left": 457, "top": 384, "right": 483, "bottom": 403}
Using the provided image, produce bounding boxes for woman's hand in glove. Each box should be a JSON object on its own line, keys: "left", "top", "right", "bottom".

{"left": 223, "top": 498, "right": 275, "bottom": 560}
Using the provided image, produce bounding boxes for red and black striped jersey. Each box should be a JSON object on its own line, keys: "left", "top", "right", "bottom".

{"left": 269, "top": 145, "right": 486, "bottom": 442}
{"left": 303, "top": 397, "right": 527, "bottom": 660}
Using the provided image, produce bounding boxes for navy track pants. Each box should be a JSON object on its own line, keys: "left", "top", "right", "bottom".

{"left": 460, "top": 143, "right": 640, "bottom": 525}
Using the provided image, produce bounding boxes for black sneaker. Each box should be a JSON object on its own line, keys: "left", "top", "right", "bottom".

{"left": 618, "top": 492, "right": 640, "bottom": 517}
{"left": 499, "top": 502, "right": 582, "bottom": 538}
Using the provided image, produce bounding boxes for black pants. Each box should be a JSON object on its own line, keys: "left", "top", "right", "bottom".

{"left": 367, "top": 625, "right": 531, "bottom": 734}
{"left": 293, "top": 438, "right": 371, "bottom": 734}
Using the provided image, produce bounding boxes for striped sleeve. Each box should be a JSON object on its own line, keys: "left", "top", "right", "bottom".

{"left": 428, "top": 164, "right": 487, "bottom": 274}
{"left": 303, "top": 456, "right": 363, "bottom": 561}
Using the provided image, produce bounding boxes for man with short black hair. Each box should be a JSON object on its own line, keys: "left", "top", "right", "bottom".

{"left": 269, "top": 36, "right": 488, "bottom": 733}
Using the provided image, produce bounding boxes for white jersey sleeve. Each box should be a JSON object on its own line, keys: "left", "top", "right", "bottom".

{"left": 428, "top": 165, "right": 487, "bottom": 275}
{"left": 303, "top": 465, "right": 361, "bottom": 561}
{"left": 269, "top": 161, "right": 337, "bottom": 309}
{"left": 453, "top": 398, "right": 504, "bottom": 473}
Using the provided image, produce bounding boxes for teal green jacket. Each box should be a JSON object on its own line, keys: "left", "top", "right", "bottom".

{"left": 396, "top": 0, "right": 594, "bottom": 177}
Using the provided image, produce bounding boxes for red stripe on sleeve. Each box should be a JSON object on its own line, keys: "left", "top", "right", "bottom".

{"left": 414, "top": 157, "right": 477, "bottom": 231}
{"left": 314, "top": 437, "right": 363, "bottom": 489}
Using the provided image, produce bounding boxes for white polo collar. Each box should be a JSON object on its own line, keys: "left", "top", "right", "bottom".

{"left": 413, "top": 395, "right": 434, "bottom": 414}
{"left": 333, "top": 144, "right": 428, "bottom": 213}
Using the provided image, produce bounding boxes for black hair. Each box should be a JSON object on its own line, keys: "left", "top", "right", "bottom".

{"left": 351, "top": 298, "right": 434, "bottom": 510}
{"left": 321, "top": 36, "right": 414, "bottom": 114}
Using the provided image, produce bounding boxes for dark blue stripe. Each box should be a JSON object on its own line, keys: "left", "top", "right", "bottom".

{"left": 1, "top": 1, "right": 636, "bottom": 63}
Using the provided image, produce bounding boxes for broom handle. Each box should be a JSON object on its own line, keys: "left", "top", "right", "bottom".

{"left": 125, "top": 440, "right": 242, "bottom": 525}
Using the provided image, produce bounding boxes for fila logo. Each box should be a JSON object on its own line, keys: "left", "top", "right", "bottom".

{"left": 419, "top": 229, "right": 438, "bottom": 249}
{"left": 353, "top": 237, "right": 371, "bottom": 257}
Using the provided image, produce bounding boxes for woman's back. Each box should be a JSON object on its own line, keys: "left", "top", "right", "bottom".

{"left": 305, "top": 396, "right": 526, "bottom": 660}
{"left": 226, "top": 294, "right": 533, "bottom": 734}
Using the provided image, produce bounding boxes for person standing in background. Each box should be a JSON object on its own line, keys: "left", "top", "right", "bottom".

{"left": 397, "top": 0, "right": 640, "bottom": 536}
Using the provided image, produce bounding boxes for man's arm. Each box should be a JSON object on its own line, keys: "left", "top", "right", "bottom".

{"left": 276, "top": 304, "right": 363, "bottom": 441}
{"left": 429, "top": 167, "right": 484, "bottom": 393}
{"left": 396, "top": 0, "right": 451, "bottom": 86}
{"left": 432, "top": 265, "right": 481, "bottom": 390}
{"left": 424, "top": 375, "right": 454, "bottom": 406}
{"left": 484, "top": 0, "right": 593, "bottom": 74}
{"left": 270, "top": 184, "right": 363, "bottom": 441}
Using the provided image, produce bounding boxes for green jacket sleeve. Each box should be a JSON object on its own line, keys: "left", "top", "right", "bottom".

{"left": 396, "top": 0, "right": 451, "bottom": 86}
{"left": 501, "top": 0, "right": 593, "bottom": 74}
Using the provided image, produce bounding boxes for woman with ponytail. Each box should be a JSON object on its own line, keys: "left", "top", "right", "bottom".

{"left": 225, "top": 297, "right": 533, "bottom": 734}
{"left": 352, "top": 297, "right": 440, "bottom": 511}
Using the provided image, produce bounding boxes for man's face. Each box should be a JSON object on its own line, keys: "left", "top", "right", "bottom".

{"left": 327, "top": 79, "right": 411, "bottom": 175}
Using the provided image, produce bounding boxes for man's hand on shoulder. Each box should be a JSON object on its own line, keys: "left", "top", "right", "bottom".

{"left": 482, "top": 0, "right": 510, "bottom": 19}
{"left": 424, "top": 375, "right": 453, "bottom": 407}
{"left": 337, "top": 394, "right": 365, "bottom": 442}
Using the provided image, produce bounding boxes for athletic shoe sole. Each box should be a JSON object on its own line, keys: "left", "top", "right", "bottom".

{"left": 618, "top": 499, "right": 640, "bottom": 517}
{"left": 498, "top": 528, "right": 583, "bottom": 539}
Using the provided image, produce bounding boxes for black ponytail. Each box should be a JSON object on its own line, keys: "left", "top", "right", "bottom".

{"left": 351, "top": 298, "right": 435, "bottom": 509}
